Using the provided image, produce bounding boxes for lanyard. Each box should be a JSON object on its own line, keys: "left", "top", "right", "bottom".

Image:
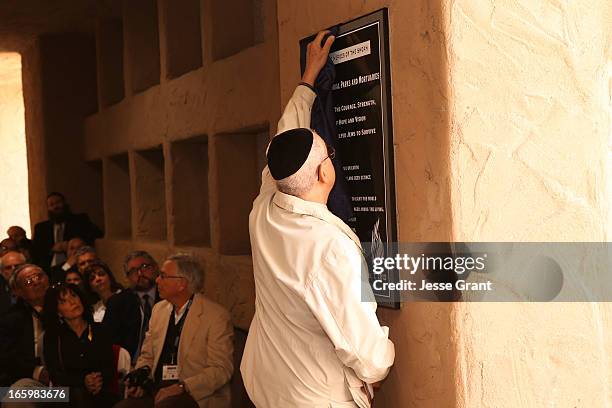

{"left": 170, "top": 297, "right": 193, "bottom": 364}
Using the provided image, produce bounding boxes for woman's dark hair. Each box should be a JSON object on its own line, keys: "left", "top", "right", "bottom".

{"left": 84, "top": 261, "right": 123, "bottom": 300}
{"left": 43, "top": 283, "right": 93, "bottom": 332}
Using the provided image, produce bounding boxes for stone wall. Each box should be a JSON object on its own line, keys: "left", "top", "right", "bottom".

{"left": 82, "top": 0, "right": 280, "bottom": 330}
{"left": 0, "top": 52, "right": 30, "bottom": 236}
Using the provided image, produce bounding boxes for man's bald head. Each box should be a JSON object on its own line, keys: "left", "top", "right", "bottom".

{"left": 0, "top": 250, "right": 26, "bottom": 281}
{"left": 7, "top": 226, "right": 26, "bottom": 243}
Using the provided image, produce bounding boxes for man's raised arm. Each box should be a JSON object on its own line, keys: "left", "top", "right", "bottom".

{"left": 276, "top": 30, "right": 334, "bottom": 135}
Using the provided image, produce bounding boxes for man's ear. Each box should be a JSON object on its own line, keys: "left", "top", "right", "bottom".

{"left": 318, "top": 162, "right": 332, "bottom": 184}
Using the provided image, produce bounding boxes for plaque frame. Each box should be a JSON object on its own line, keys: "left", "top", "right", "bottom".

{"left": 300, "top": 9, "right": 400, "bottom": 309}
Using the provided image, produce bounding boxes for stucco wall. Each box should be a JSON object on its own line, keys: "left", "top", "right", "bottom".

{"left": 448, "top": 0, "right": 612, "bottom": 406}
{"left": 0, "top": 52, "right": 30, "bottom": 236}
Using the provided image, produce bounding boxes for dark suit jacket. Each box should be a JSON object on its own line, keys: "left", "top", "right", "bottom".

{"left": 102, "top": 288, "right": 159, "bottom": 359}
{"left": 0, "top": 275, "right": 12, "bottom": 316}
{"left": 0, "top": 301, "right": 41, "bottom": 386}
{"left": 32, "top": 213, "right": 103, "bottom": 271}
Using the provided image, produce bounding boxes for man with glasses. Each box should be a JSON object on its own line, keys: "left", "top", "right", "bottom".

{"left": 117, "top": 253, "right": 233, "bottom": 408}
{"left": 241, "top": 31, "right": 394, "bottom": 407}
{"left": 0, "top": 264, "right": 50, "bottom": 388}
{"left": 103, "top": 251, "right": 160, "bottom": 359}
{"left": 0, "top": 251, "right": 26, "bottom": 315}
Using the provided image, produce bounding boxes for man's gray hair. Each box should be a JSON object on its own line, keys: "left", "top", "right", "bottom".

{"left": 123, "top": 250, "right": 158, "bottom": 273}
{"left": 276, "top": 132, "right": 327, "bottom": 197}
{"left": 9, "top": 263, "right": 42, "bottom": 290}
{"left": 166, "top": 253, "right": 204, "bottom": 293}
{"left": 0, "top": 250, "right": 26, "bottom": 270}
{"left": 75, "top": 245, "right": 96, "bottom": 259}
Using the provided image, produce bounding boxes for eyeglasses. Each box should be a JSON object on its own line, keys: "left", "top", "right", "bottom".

{"left": 20, "top": 272, "right": 45, "bottom": 288}
{"left": 317, "top": 144, "right": 336, "bottom": 181}
{"left": 323, "top": 144, "right": 336, "bottom": 163}
{"left": 158, "top": 272, "right": 186, "bottom": 280}
{"left": 127, "top": 263, "right": 153, "bottom": 276}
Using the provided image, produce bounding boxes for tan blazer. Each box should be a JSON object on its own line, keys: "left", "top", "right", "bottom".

{"left": 136, "top": 293, "right": 234, "bottom": 408}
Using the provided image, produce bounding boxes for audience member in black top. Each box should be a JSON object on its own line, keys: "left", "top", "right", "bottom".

{"left": 0, "top": 264, "right": 49, "bottom": 386}
{"left": 103, "top": 251, "right": 160, "bottom": 360}
{"left": 84, "top": 261, "right": 123, "bottom": 323}
{"left": 32, "top": 192, "right": 103, "bottom": 272}
{"left": 43, "top": 283, "right": 117, "bottom": 408}
{"left": 0, "top": 251, "right": 26, "bottom": 316}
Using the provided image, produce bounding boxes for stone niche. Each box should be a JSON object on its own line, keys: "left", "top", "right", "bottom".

{"left": 85, "top": 159, "right": 105, "bottom": 235}
{"left": 211, "top": 0, "right": 265, "bottom": 60}
{"left": 171, "top": 135, "right": 210, "bottom": 246}
{"left": 159, "top": 0, "right": 202, "bottom": 79}
{"left": 215, "top": 129, "right": 268, "bottom": 255}
{"left": 95, "top": 18, "right": 124, "bottom": 108}
{"left": 104, "top": 153, "right": 131, "bottom": 238}
{"left": 133, "top": 147, "right": 167, "bottom": 241}
{"left": 123, "top": 0, "right": 160, "bottom": 93}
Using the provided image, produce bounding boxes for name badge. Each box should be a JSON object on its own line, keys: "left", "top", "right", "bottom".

{"left": 162, "top": 365, "right": 179, "bottom": 381}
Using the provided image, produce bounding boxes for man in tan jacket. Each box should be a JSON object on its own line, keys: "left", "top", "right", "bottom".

{"left": 117, "top": 253, "right": 234, "bottom": 408}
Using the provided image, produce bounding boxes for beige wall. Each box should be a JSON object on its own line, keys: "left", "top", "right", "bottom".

{"left": 448, "top": 0, "right": 612, "bottom": 406}
{"left": 0, "top": 52, "right": 30, "bottom": 236}
{"left": 279, "top": 0, "right": 612, "bottom": 406}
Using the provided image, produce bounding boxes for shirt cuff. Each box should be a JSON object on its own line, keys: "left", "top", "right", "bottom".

{"left": 298, "top": 81, "right": 316, "bottom": 93}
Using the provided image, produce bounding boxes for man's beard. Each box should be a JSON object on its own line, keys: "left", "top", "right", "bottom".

{"left": 48, "top": 207, "right": 69, "bottom": 223}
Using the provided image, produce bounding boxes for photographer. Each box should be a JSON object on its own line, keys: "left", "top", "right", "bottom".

{"left": 116, "top": 254, "right": 233, "bottom": 408}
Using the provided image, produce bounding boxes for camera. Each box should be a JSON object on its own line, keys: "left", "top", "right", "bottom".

{"left": 125, "top": 366, "right": 155, "bottom": 392}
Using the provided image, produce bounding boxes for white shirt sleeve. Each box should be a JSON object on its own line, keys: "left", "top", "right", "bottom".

{"left": 303, "top": 239, "right": 395, "bottom": 384}
{"left": 259, "top": 84, "right": 318, "bottom": 195}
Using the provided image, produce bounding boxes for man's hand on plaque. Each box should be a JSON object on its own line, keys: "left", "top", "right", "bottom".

{"left": 302, "top": 30, "right": 335, "bottom": 86}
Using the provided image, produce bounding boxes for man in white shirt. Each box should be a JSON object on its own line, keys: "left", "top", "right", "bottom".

{"left": 241, "top": 30, "right": 395, "bottom": 408}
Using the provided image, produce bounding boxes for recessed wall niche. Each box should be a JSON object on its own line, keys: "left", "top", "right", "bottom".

{"left": 171, "top": 136, "right": 210, "bottom": 246}
{"left": 215, "top": 129, "right": 268, "bottom": 255}
{"left": 85, "top": 160, "right": 105, "bottom": 235}
{"left": 95, "top": 18, "right": 124, "bottom": 107}
{"left": 123, "top": 0, "right": 160, "bottom": 93}
{"left": 104, "top": 154, "right": 132, "bottom": 238}
{"left": 133, "top": 147, "right": 167, "bottom": 241}
{"left": 159, "top": 0, "right": 202, "bottom": 79}
{"left": 211, "top": 0, "right": 264, "bottom": 60}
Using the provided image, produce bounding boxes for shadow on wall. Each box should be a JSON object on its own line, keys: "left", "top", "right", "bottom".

{"left": 373, "top": 0, "right": 456, "bottom": 407}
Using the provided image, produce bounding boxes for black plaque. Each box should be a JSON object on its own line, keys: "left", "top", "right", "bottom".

{"left": 300, "top": 9, "right": 399, "bottom": 308}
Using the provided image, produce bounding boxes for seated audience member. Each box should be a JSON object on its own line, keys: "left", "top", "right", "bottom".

{"left": 75, "top": 245, "right": 99, "bottom": 275}
{"left": 32, "top": 192, "right": 103, "bottom": 272}
{"left": 104, "top": 251, "right": 160, "bottom": 359}
{"left": 65, "top": 270, "right": 85, "bottom": 290}
{"left": 85, "top": 261, "right": 123, "bottom": 322}
{"left": 0, "top": 264, "right": 50, "bottom": 387}
{"left": 7, "top": 226, "right": 34, "bottom": 262}
{"left": 0, "top": 238, "right": 17, "bottom": 257}
{"left": 116, "top": 254, "right": 233, "bottom": 408}
{"left": 48, "top": 237, "right": 85, "bottom": 284}
{"left": 0, "top": 251, "right": 26, "bottom": 315}
{"left": 43, "top": 283, "right": 118, "bottom": 408}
